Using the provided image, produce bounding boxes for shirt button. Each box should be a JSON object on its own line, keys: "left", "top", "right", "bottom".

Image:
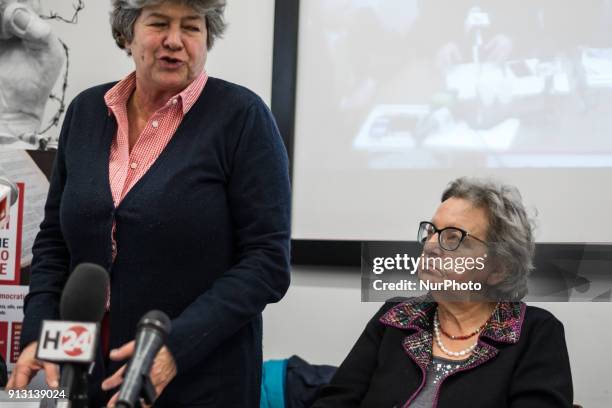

{"left": 152, "top": 120, "right": 159, "bottom": 128}
{"left": 130, "top": 162, "right": 138, "bottom": 169}
{"left": 172, "top": 99, "right": 178, "bottom": 105}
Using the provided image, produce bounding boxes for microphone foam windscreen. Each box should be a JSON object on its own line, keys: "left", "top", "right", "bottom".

{"left": 138, "top": 310, "right": 172, "bottom": 336}
{"left": 60, "top": 263, "right": 109, "bottom": 322}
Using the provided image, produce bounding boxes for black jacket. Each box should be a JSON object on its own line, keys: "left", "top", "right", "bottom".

{"left": 20, "top": 78, "right": 291, "bottom": 407}
{"left": 313, "top": 298, "right": 573, "bottom": 408}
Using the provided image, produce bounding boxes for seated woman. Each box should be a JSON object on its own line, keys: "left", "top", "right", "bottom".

{"left": 312, "top": 177, "right": 573, "bottom": 408}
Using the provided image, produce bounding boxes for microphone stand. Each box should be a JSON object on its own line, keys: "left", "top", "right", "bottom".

{"left": 56, "top": 364, "right": 89, "bottom": 408}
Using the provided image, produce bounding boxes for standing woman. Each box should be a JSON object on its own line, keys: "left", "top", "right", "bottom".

{"left": 7, "top": 0, "right": 291, "bottom": 406}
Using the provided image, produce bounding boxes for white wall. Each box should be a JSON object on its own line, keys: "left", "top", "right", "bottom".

{"left": 205, "top": 0, "right": 275, "bottom": 104}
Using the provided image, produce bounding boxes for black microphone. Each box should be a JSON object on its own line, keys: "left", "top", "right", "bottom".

{"left": 59, "top": 263, "right": 108, "bottom": 322}
{"left": 36, "top": 263, "right": 109, "bottom": 408}
{"left": 116, "top": 310, "right": 171, "bottom": 408}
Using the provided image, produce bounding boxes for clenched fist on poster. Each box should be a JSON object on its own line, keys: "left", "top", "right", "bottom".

{"left": 0, "top": 0, "right": 64, "bottom": 147}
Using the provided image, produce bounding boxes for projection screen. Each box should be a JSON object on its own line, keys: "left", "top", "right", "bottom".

{"left": 291, "top": 0, "right": 612, "bottom": 243}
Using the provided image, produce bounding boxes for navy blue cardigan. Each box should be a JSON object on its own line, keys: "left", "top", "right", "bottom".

{"left": 21, "top": 78, "right": 291, "bottom": 407}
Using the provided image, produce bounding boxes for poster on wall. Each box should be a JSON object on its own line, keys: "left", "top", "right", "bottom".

{"left": 1, "top": 0, "right": 86, "bottom": 377}
{"left": 0, "top": 152, "right": 50, "bottom": 374}
{"left": 0, "top": 0, "right": 86, "bottom": 150}
{"left": 0, "top": 286, "right": 28, "bottom": 368}
{"left": 0, "top": 180, "right": 25, "bottom": 369}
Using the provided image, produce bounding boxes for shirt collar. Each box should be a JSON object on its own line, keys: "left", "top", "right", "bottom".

{"left": 104, "top": 70, "right": 208, "bottom": 116}
{"left": 379, "top": 295, "right": 526, "bottom": 344}
{"left": 104, "top": 72, "right": 136, "bottom": 115}
{"left": 178, "top": 69, "right": 208, "bottom": 115}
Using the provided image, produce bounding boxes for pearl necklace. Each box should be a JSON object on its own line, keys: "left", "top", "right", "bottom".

{"left": 433, "top": 310, "right": 477, "bottom": 358}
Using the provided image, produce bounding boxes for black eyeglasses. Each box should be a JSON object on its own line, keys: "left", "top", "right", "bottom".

{"left": 417, "top": 221, "right": 487, "bottom": 251}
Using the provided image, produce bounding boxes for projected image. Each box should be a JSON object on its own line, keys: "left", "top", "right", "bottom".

{"left": 301, "top": 0, "right": 612, "bottom": 169}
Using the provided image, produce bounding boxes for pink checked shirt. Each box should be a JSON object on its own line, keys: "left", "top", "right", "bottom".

{"left": 99, "top": 71, "right": 208, "bottom": 352}
{"left": 104, "top": 70, "right": 208, "bottom": 258}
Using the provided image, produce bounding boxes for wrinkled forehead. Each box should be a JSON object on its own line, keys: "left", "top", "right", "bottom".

{"left": 433, "top": 197, "right": 490, "bottom": 238}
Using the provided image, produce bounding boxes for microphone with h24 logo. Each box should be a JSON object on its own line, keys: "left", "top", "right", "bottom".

{"left": 36, "top": 263, "right": 109, "bottom": 408}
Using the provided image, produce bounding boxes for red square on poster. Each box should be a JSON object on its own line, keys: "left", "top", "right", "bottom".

{"left": 11, "top": 321, "right": 22, "bottom": 364}
{"left": 0, "top": 321, "right": 7, "bottom": 363}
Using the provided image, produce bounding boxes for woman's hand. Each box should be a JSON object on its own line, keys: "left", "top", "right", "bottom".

{"left": 102, "top": 340, "right": 177, "bottom": 408}
{"left": 5, "top": 341, "right": 60, "bottom": 390}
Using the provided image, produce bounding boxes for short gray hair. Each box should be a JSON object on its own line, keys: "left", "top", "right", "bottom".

{"left": 442, "top": 177, "right": 535, "bottom": 300}
{"left": 110, "top": 0, "right": 226, "bottom": 53}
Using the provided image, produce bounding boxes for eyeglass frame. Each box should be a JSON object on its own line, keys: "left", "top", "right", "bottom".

{"left": 417, "top": 221, "right": 488, "bottom": 251}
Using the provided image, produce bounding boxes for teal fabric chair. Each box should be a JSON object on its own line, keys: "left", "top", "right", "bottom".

{"left": 260, "top": 359, "right": 288, "bottom": 408}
